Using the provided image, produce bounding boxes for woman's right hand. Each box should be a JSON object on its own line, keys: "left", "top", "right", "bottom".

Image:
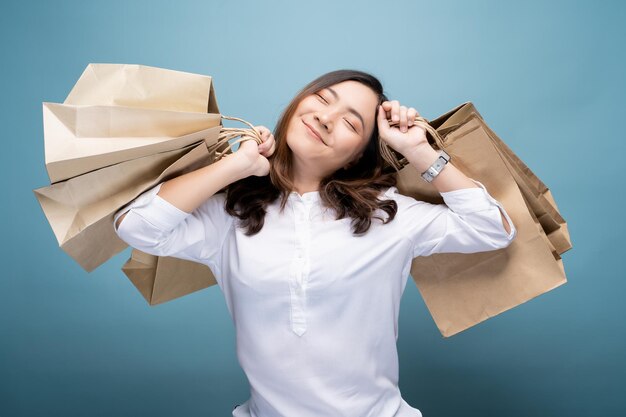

{"left": 230, "top": 125, "right": 276, "bottom": 177}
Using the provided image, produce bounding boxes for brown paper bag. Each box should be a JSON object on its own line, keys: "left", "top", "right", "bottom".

{"left": 121, "top": 249, "right": 217, "bottom": 306}
{"left": 34, "top": 62, "right": 234, "bottom": 271}
{"left": 490, "top": 133, "right": 572, "bottom": 255}
{"left": 34, "top": 140, "right": 218, "bottom": 272}
{"left": 428, "top": 102, "right": 572, "bottom": 255}
{"left": 35, "top": 63, "right": 266, "bottom": 302}
{"left": 43, "top": 102, "right": 221, "bottom": 183}
{"left": 387, "top": 103, "right": 569, "bottom": 337}
{"left": 43, "top": 63, "right": 221, "bottom": 183}
{"left": 64, "top": 63, "right": 220, "bottom": 113}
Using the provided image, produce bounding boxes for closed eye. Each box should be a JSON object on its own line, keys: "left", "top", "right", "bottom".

{"left": 315, "top": 93, "right": 328, "bottom": 103}
{"left": 344, "top": 119, "right": 357, "bottom": 132}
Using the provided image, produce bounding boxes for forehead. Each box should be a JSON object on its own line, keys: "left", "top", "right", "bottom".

{"left": 325, "top": 80, "right": 378, "bottom": 105}
{"left": 321, "top": 80, "right": 378, "bottom": 130}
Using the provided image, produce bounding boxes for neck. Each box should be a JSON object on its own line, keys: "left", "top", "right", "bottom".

{"left": 291, "top": 158, "right": 324, "bottom": 195}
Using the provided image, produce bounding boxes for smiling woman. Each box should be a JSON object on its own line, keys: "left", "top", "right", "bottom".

{"left": 114, "top": 68, "right": 516, "bottom": 417}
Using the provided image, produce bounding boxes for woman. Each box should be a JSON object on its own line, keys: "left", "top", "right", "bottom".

{"left": 114, "top": 69, "right": 516, "bottom": 417}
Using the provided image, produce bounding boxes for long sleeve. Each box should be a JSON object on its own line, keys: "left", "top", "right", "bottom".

{"left": 113, "top": 182, "right": 234, "bottom": 272}
{"left": 386, "top": 178, "right": 517, "bottom": 258}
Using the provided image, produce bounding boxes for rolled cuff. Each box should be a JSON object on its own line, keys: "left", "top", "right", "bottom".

{"left": 114, "top": 182, "right": 192, "bottom": 233}
{"left": 439, "top": 178, "right": 517, "bottom": 241}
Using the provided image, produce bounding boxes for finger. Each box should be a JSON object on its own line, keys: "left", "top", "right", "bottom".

{"left": 381, "top": 101, "right": 392, "bottom": 121}
{"left": 268, "top": 141, "right": 277, "bottom": 157}
{"left": 407, "top": 108, "right": 417, "bottom": 127}
{"left": 391, "top": 100, "right": 400, "bottom": 122}
{"left": 266, "top": 135, "right": 276, "bottom": 149}
{"left": 255, "top": 126, "right": 269, "bottom": 138}
{"left": 260, "top": 129, "right": 272, "bottom": 145}
{"left": 377, "top": 105, "right": 390, "bottom": 131}
{"left": 399, "top": 106, "right": 408, "bottom": 132}
{"left": 262, "top": 139, "right": 276, "bottom": 157}
{"left": 259, "top": 135, "right": 272, "bottom": 151}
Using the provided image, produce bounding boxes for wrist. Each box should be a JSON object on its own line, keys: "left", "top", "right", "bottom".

{"left": 404, "top": 145, "right": 441, "bottom": 173}
{"left": 220, "top": 152, "right": 255, "bottom": 181}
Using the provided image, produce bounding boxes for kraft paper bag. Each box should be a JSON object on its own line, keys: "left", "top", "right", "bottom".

{"left": 384, "top": 103, "right": 570, "bottom": 337}
{"left": 34, "top": 141, "right": 217, "bottom": 272}
{"left": 35, "top": 62, "right": 264, "bottom": 301}
{"left": 34, "top": 62, "right": 235, "bottom": 271}
{"left": 491, "top": 133, "right": 572, "bottom": 255}
{"left": 121, "top": 249, "right": 217, "bottom": 306}
{"left": 43, "top": 102, "right": 221, "bottom": 183}
{"left": 429, "top": 102, "right": 572, "bottom": 255}
{"left": 64, "top": 63, "right": 220, "bottom": 113}
{"left": 43, "top": 63, "right": 222, "bottom": 183}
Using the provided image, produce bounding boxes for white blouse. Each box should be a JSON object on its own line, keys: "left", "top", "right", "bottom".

{"left": 114, "top": 178, "right": 516, "bottom": 417}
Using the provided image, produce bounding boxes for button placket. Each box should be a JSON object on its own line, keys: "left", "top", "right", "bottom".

{"left": 289, "top": 198, "right": 312, "bottom": 336}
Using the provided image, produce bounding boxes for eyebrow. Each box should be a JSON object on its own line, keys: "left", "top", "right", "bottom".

{"left": 325, "top": 87, "right": 365, "bottom": 131}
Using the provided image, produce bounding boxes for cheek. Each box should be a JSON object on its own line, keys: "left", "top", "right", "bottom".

{"left": 335, "top": 135, "right": 365, "bottom": 156}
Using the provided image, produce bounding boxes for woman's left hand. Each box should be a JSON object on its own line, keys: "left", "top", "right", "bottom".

{"left": 377, "top": 100, "right": 436, "bottom": 163}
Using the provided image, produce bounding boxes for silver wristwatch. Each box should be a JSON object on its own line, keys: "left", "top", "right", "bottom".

{"left": 420, "top": 150, "right": 451, "bottom": 183}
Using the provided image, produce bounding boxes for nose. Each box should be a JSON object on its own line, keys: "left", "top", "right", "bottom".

{"left": 314, "top": 107, "right": 339, "bottom": 132}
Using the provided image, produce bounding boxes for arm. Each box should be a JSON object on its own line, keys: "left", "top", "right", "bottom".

{"left": 114, "top": 127, "right": 275, "bottom": 264}
{"left": 377, "top": 101, "right": 516, "bottom": 256}
{"left": 112, "top": 154, "right": 251, "bottom": 265}
{"left": 404, "top": 148, "right": 512, "bottom": 235}
{"left": 116, "top": 122, "right": 275, "bottom": 231}
{"left": 377, "top": 101, "right": 513, "bottom": 237}
{"left": 386, "top": 179, "right": 517, "bottom": 258}
{"left": 115, "top": 154, "right": 249, "bottom": 230}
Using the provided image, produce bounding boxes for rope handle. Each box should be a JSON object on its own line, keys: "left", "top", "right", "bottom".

{"left": 207, "top": 115, "right": 264, "bottom": 162}
{"left": 377, "top": 115, "right": 447, "bottom": 172}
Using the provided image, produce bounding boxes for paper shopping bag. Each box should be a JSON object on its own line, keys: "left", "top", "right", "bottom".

{"left": 42, "top": 63, "right": 221, "bottom": 183}
{"left": 384, "top": 102, "right": 569, "bottom": 337}
{"left": 121, "top": 249, "right": 217, "bottom": 306}
{"left": 35, "top": 62, "right": 267, "bottom": 299}
{"left": 34, "top": 140, "right": 219, "bottom": 272}
{"left": 64, "top": 63, "right": 220, "bottom": 113}
{"left": 490, "top": 132, "right": 572, "bottom": 255}
{"left": 429, "top": 102, "right": 572, "bottom": 255}
{"left": 43, "top": 102, "right": 221, "bottom": 183}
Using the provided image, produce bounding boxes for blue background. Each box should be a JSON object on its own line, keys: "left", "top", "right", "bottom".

{"left": 1, "top": 0, "right": 624, "bottom": 416}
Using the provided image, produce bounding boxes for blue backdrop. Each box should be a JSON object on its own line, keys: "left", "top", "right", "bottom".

{"left": 1, "top": 0, "right": 624, "bottom": 416}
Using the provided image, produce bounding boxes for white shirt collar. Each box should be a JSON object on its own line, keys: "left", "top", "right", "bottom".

{"left": 288, "top": 190, "right": 320, "bottom": 203}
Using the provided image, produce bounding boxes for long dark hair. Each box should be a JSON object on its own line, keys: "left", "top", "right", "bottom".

{"left": 224, "top": 69, "right": 398, "bottom": 236}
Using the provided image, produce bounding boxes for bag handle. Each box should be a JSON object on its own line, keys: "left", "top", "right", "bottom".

{"left": 378, "top": 116, "right": 447, "bottom": 172}
{"left": 207, "top": 115, "right": 263, "bottom": 161}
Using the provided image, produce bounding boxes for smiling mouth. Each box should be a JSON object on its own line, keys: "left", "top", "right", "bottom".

{"left": 303, "top": 120, "right": 326, "bottom": 145}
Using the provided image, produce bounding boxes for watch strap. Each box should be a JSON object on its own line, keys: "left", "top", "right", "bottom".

{"left": 420, "top": 150, "right": 450, "bottom": 182}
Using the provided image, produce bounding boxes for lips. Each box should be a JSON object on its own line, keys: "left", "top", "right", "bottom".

{"left": 303, "top": 120, "right": 325, "bottom": 145}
